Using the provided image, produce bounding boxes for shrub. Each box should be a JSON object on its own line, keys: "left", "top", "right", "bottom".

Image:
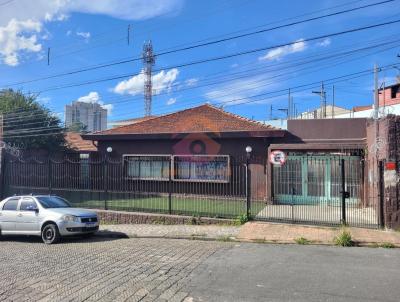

{"left": 234, "top": 213, "right": 249, "bottom": 226}
{"left": 294, "top": 237, "right": 311, "bottom": 245}
{"left": 334, "top": 230, "right": 354, "bottom": 247}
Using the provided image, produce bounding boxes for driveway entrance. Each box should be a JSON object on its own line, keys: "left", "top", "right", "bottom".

{"left": 256, "top": 154, "right": 379, "bottom": 228}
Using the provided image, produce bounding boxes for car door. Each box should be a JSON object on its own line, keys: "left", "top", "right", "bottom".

{"left": 15, "top": 198, "right": 41, "bottom": 235}
{"left": 0, "top": 198, "right": 20, "bottom": 233}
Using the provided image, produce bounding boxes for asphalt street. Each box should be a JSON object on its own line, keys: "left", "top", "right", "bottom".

{"left": 0, "top": 236, "right": 399, "bottom": 302}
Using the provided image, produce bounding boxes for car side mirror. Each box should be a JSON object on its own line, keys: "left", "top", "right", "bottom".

{"left": 33, "top": 208, "right": 39, "bottom": 214}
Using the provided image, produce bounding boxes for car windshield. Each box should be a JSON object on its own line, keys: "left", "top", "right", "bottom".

{"left": 36, "top": 196, "right": 71, "bottom": 208}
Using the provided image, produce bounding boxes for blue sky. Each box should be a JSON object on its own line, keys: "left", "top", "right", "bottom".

{"left": 0, "top": 0, "right": 399, "bottom": 123}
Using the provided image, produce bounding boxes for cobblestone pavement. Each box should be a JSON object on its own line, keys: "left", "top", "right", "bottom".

{"left": 0, "top": 237, "right": 228, "bottom": 302}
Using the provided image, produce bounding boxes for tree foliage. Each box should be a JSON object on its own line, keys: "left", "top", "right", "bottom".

{"left": 68, "top": 121, "right": 88, "bottom": 133}
{"left": 0, "top": 89, "right": 66, "bottom": 151}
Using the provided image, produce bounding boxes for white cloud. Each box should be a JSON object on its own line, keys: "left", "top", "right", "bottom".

{"left": 184, "top": 78, "right": 198, "bottom": 87}
{"left": 113, "top": 68, "right": 179, "bottom": 96}
{"left": 0, "top": 18, "right": 42, "bottom": 66}
{"left": 0, "top": 0, "right": 183, "bottom": 66}
{"left": 205, "top": 74, "right": 279, "bottom": 105}
{"left": 317, "top": 38, "right": 331, "bottom": 47}
{"left": 76, "top": 31, "right": 90, "bottom": 40}
{"left": 166, "top": 98, "right": 176, "bottom": 105}
{"left": 37, "top": 96, "right": 51, "bottom": 104}
{"left": 259, "top": 39, "right": 307, "bottom": 61}
{"left": 66, "top": 30, "right": 72, "bottom": 36}
{"left": 75, "top": 91, "right": 113, "bottom": 114}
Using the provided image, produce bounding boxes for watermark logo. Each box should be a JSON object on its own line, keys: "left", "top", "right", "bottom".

{"left": 0, "top": 141, "right": 21, "bottom": 157}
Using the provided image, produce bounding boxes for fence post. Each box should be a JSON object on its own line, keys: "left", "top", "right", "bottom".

{"left": 168, "top": 157, "right": 172, "bottom": 214}
{"left": 0, "top": 149, "right": 6, "bottom": 199}
{"left": 48, "top": 158, "right": 52, "bottom": 195}
{"left": 378, "top": 160, "right": 385, "bottom": 228}
{"left": 104, "top": 156, "right": 108, "bottom": 210}
{"left": 246, "top": 156, "right": 251, "bottom": 218}
{"left": 340, "top": 158, "right": 347, "bottom": 225}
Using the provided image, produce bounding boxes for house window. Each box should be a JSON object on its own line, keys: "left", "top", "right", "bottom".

{"left": 123, "top": 155, "right": 170, "bottom": 180}
{"left": 173, "top": 155, "right": 230, "bottom": 182}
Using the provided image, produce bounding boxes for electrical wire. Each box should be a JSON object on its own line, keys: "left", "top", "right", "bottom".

{"left": 2, "top": 0, "right": 396, "bottom": 88}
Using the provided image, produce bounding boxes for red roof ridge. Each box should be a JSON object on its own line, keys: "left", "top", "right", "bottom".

{"left": 93, "top": 103, "right": 280, "bottom": 136}
{"left": 205, "top": 103, "right": 279, "bottom": 130}
{"left": 96, "top": 104, "right": 211, "bottom": 135}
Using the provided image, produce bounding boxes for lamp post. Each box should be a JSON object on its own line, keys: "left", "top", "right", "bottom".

{"left": 245, "top": 146, "right": 252, "bottom": 218}
{"left": 104, "top": 146, "right": 112, "bottom": 210}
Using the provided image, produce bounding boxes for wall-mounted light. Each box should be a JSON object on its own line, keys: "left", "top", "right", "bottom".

{"left": 106, "top": 147, "right": 113, "bottom": 153}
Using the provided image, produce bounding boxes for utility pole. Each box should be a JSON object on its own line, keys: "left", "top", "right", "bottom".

{"left": 288, "top": 89, "right": 291, "bottom": 120}
{"left": 373, "top": 64, "right": 379, "bottom": 119}
{"left": 269, "top": 104, "right": 273, "bottom": 120}
{"left": 332, "top": 85, "right": 335, "bottom": 118}
{"left": 142, "top": 41, "right": 155, "bottom": 117}
{"left": 127, "top": 24, "right": 131, "bottom": 45}
{"left": 312, "top": 82, "right": 326, "bottom": 118}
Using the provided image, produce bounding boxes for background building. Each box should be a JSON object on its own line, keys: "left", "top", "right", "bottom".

{"left": 65, "top": 101, "right": 107, "bottom": 132}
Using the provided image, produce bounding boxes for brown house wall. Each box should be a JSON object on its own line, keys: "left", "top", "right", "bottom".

{"left": 96, "top": 136, "right": 278, "bottom": 200}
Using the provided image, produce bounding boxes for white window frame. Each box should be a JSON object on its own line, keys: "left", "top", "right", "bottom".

{"left": 172, "top": 155, "right": 230, "bottom": 183}
{"left": 123, "top": 154, "right": 171, "bottom": 181}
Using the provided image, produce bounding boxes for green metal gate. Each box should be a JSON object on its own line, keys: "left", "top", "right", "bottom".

{"left": 256, "top": 153, "right": 378, "bottom": 228}
{"left": 273, "top": 155, "right": 362, "bottom": 205}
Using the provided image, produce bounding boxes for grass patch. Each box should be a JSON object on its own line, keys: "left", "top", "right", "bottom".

{"left": 294, "top": 237, "right": 312, "bottom": 245}
{"left": 253, "top": 238, "right": 268, "bottom": 244}
{"left": 334, "top": 229, "right": 354, "bottom": 247}
{"left": 217, "top": 235, "right": 235, "bottom": 242}
{"left": 379, "top": 242, "right": 396, "bottom": 248}
{"left": 234, "top": 213, "right": 249, "bottom": 226}
{"left": 71, "top": 196, "right": 265, "bottom": 219}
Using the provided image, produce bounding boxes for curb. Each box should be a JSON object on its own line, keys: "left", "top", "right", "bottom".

{"left": 95, "top": 231, "right": 399, "bottom": 248}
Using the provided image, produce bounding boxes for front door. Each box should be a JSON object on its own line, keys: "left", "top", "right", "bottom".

{"left": 15, "top": 197, "right": 41, "bottom": 234}
{"left": 0, "top": 198, "right": 20, "bottom": 233}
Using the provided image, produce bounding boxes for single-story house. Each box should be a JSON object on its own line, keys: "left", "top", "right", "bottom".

{"left": 83, "top": 104, "right": 370, "bottom": 203}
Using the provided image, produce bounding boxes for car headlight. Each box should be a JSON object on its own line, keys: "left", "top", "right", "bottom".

{"left": 62, "top": 215, "right": 80, "bottom": 222}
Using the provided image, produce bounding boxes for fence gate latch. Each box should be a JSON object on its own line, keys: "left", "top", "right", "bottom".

{"left": 341, "top": 191, "right": 350, "bottom": 199}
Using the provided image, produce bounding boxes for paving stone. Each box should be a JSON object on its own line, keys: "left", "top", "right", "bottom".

{"left": 0, "top": 237, "right": 227, "bottom": 301}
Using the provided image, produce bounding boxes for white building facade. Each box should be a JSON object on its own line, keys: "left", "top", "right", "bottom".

{"left": 65, "top": 101, "right": 107, "bottom": 132}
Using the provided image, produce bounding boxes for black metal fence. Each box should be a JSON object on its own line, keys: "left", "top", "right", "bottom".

{"left": 2, "top": 156, "right": 251, "bottom": 219}
{"left": 1, "top": 154, "right": 381, "bottom": 228}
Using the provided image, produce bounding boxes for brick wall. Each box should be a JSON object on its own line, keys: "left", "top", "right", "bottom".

{"left": 384, "top": 115, "right": 400, "bottom": 229}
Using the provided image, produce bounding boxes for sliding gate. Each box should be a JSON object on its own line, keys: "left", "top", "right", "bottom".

{"left": 256, "top": 154, "right": 379, "bottom": 228}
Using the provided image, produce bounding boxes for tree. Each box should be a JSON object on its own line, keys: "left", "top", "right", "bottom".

{"left": 68, "top": 121, "right": 88, "bottom": 133}
{"left": 0, "top": 89, "right": 66, "bottom": 151}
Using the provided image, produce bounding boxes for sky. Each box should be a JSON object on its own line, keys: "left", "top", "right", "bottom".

{"left": 0, "top": 0, "right": 399, "bottom": 124}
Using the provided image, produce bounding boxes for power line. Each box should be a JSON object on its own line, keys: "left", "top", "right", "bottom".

{"left": 2, "top": 0, "right": 396, "bottom": 88}
{"left": 31, "top": 19, "right": 400, "bottom": 94}
{"left": 3, "top": 37, "right": 399, "bottom": 125}
{"left": 5, "top": 62, "right": 400, "bottom": 137}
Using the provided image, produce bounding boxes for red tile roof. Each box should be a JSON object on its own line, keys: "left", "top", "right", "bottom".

{"left": 94, "top": 104, "right": 279, "bottom": 135}
{"left": 65, "top": 132, "right": 97, "bottom": 152}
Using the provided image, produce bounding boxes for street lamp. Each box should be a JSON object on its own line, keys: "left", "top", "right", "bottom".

{"left": 106, "top": 146, "right": 113, "bottom": 153}
{"left": 245, "top": 146, "right": 252, "bottom": 158}
{"left": 245, "top": 146, "right": 252, "bottom": 219}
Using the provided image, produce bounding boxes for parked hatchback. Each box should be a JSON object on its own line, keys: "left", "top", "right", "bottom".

{"left": 0, "top": 195, "right": 99, "bottom": 244}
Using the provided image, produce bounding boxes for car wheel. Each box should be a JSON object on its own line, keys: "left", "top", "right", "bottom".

{"left": 41, "top": 223, "right": 60, "bottom": 244}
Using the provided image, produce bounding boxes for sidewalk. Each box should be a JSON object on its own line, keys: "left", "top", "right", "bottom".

{"left": 98, "top": 224, "right": 240, "bottom": 240}
{"left": 237, "top": 221, "right": 400, "bottom": 246}
{"left": 98, "top": 222, "right": 400, "bottom": 247}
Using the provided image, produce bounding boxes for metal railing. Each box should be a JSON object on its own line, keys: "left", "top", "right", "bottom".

{"left": 1, "top": 153, "right": 381, "bottom": 227}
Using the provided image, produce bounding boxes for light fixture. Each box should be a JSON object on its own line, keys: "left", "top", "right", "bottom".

{"left": 245, "top": 146, "right": 252, "bottom": 153}
{"left": 106, "top": 147, "right": 113, "bottom": 153}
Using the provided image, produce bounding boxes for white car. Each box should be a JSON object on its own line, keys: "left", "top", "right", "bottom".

{"left": 0, "top": 195, "right": 99, "bottom": 244}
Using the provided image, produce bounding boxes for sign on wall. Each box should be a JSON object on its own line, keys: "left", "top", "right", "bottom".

{"left": 269, "top": 150, "right": 286, "bottom": 166}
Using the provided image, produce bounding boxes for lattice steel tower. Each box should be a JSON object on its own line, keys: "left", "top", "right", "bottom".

{"left": 142, "top": 41, "right": 155, "bottom": 116}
